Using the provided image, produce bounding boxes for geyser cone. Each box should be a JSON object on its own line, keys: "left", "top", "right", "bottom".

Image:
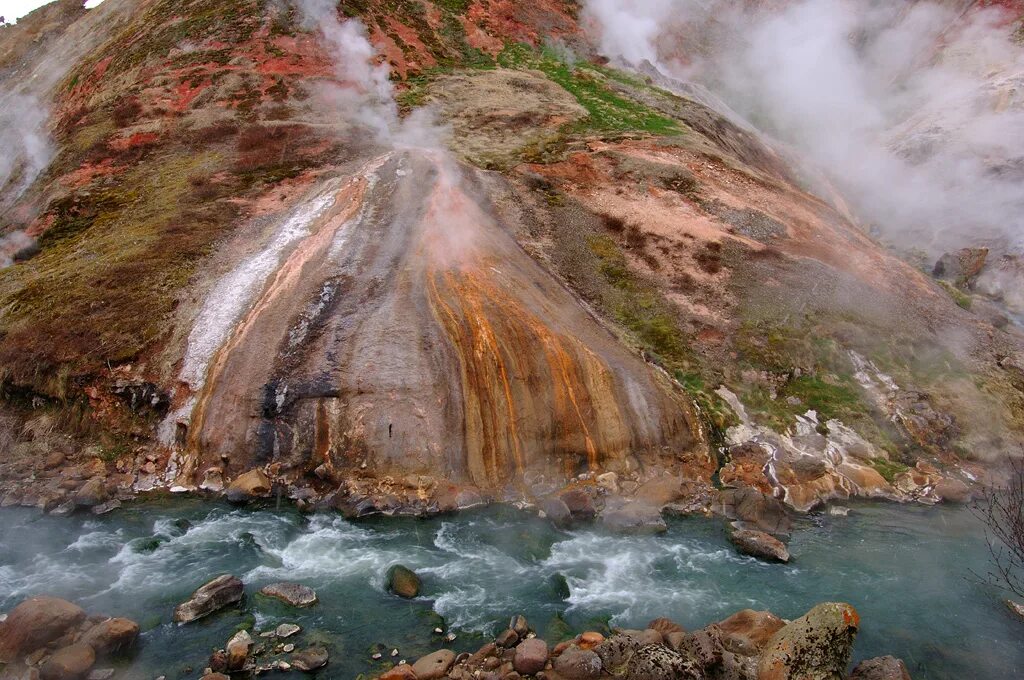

{"left": 169, "top": 150, "right": 704, "bottom": 493}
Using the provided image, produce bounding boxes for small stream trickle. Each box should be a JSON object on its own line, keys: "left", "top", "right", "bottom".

{"left": 0, "top": 502, "right": 1020, "bottom": 679}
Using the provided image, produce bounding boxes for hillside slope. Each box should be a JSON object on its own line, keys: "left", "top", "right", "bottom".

{"left": 0, "top": 0, "right": 1022, "bottom": 514}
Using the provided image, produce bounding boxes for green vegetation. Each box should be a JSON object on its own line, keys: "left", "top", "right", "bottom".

{"left": 869, "top": 457, "right": 910, "bottom": 483}
{"left": 498, "top": 44, "right": 681, "bottom": 136}
{"left": 938, "top": 280, "right": 972, "bottom": 310}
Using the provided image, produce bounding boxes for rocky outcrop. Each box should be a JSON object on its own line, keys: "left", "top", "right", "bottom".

{"left": 758, "top": 602, "right": 860, "bottom": 680}
{"left": 224, "top": 469, "right": 272, "bottom": 504}
{"left": 712, "top": 487, "right": 791, "bottom": 535}
{"left": 0, "top": 597, "right": 138, "bottom": 679}
{"left": 172, "top": 574, "right": 244, "bottom": 623}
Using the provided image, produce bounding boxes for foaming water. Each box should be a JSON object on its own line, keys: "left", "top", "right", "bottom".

{"left": 0, "top": 500, "right": 1020, "bottom": 679}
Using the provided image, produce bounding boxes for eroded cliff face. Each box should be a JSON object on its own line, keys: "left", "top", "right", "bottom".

{"left": 158, "top": 150, "right": 701, "bottom": 497}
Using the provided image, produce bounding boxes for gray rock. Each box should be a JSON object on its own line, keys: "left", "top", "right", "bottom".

{"left": 849, "top": 656, "right": 912, "bottom": 680}
{"left": 598, "top": 502, "right": 667, "bottom": 534}
{"left": 91, "top": 500, "right": 122, "bottom": 515}
{"left": 540, "top": 496, "right": 571, "bottom": 527}
{"left": 73, "top": 478, "right": 106, "bottom": 508}
{"left": 276, "top": 623, "right": 301, "bottom": 638}
{"left": 623, "top": 644, "right": 704, "bottom": 680}
{"left": 172, "top": 575, "right": 244, "bottom": 624}
{"left": 729, "top": 529, "right": 790, "bottom": 563}
{"left": 291, "top": 645, "right": 329, "bottom": 672}
{"left": 259, "top": 583, "right": 318, "bottom": 607}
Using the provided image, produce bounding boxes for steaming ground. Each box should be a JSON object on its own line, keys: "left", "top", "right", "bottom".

{"left": 0, "top": 502, "right": 1021, "bottom": 679}
{"left": 584, "top": 0, "right": 1024, "bottom": 256}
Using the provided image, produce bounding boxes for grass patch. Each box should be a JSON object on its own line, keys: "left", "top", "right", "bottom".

{"left": 938, "top": 280, "right": 972, "bottom": 310}
{"left": 869, "top": 457, "right": 910, "bottom": 483}
{"left": 498, "top": 43, "right": 681, "bottom": 136}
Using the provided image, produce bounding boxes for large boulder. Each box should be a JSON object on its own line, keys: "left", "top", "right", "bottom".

{"left": 849, "top": 656, "right": 912, "bottom": 680}
{"left": 552, "top": 646, "right": 603, "bottom": 679}
{"left": 716, "top": 609, "right": 786, "bottom": 655}
{"left": 259, "top": 583, "right": 318, "bottom": 607}
{"left": 0, "top": 596, "right": 86, "bottom": 662}
{"left": 386, "top": 565, "right": 421, "bottom": 599}
{"left": 172, "top": 575, "right": 244, "bottom": 623}
{"left": 73, "top": 478, "right": 106, "bottom": 508}
{"left": 226, "top": 630, "right": 253, "bottom": 671}
{"left": 541, "top": 496, "right": 572, "bottom": 527}
{"left": 713, "top": 488, "right": 791, "bottom": 535}
{"left": 758, "top": 602, "right": 859, "bottom": 680}
{"left": 560, "top": 489, "right": 597, "bottom": 521}
{"left": 514, "top": 637, "right": 549, "bottom": 675}
{"left": 729, "top": 529, "right": 790, "bottom": 563}
{"left": 412, "top": 649, "right": 456, "bottom": 680}
{"left": 622, "top": 644, "right": 704, "bottom": 680}
{"left": 39, "top": 643, "right": 96, "bottom": 680}
{"left": 79, "top": 618, "right": 139, "bottom": 656}
{"left": 225, "top": 469, "right": 272, "bottom": 503}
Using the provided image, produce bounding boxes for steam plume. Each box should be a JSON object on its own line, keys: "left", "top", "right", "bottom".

{"left": 583, "top": 0, "right": 1024, "bottom": 257}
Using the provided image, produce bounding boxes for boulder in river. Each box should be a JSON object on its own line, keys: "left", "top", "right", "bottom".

{"left": 713, "top": 487, "right": 791, "bottom": 535}
{"left": 729, "top": 528, "right": 790, "bottom": 563}
{"left": 276, "top": 623, "right": 301, "bottom": 638}
{"left": 849, "top": 655, "right": 912, "bottom": 680}
{"left": 291, "top": 645, "right": 329, "bottom": 672}
{"left": 79, "top": 617, "right": 140, "bottom": 656}
{"left": 540, "top": 496, "right": 572, "bottom": 527}
{"left": 73, "top": 478, "right": 106, "bottom": 508}
{"left": 40, "top": 643, "right": 96, "bottom": 680}
{"left": 386, "top": 565, "right": 421, "bottom": 598}
{"left": 0, "top": 596, "right": 86, "bottom": 662}
{"left": 225, "top": 469, "right": 272, "bottom": 503}
{"left": 172, "top": 574, "right": 244, "bottom": 623}
{"left": 226, "top": 629, "right": 253, "bottom": 671}
{"left": 259, "top": 583, "right": 318, "bottom": 607}
{"left": 412, "top": 649, "right": 456, "bottom": 680}
{"left": 758, "top": 602, "right": 859, "bottom": 680}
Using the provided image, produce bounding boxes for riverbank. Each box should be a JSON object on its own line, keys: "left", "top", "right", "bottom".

{"left": 0, "top": 501, "right": 1020, "bottom": 678}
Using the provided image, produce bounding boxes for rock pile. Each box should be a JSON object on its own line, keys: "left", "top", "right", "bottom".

{"left": 376, "top": 603, "right": 905, "bottom": 680}
{"left": 0, "top": 596, "right": 139, "bottom": 680}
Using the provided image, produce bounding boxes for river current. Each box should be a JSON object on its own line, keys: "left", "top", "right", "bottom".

{"left": 0, "top": 501, "right": 1020, "bottom": 679}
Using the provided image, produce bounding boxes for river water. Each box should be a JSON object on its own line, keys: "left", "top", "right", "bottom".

{"left": 0, "top": 500, "right": 1020, "bottom": 679}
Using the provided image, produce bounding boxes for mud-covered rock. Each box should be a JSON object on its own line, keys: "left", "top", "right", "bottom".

{"left": 758, "top": 602, "right": 859, "bottom": 680}
{"left": 172, "top": 575, "right": 244, "bottom": 623}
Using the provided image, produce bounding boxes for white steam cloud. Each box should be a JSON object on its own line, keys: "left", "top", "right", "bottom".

{"left": 0, "top": 92, "right": 52, "bottom": 205}
{"left": 584, "top": 0, "right": 1024, "bottom": 257}
{"left": 295, "top": 0, "right": 442, "bottom": 148}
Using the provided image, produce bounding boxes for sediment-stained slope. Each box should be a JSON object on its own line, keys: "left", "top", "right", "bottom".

{"left": 165, "top": 150, "right": 702, "bottom": 495}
